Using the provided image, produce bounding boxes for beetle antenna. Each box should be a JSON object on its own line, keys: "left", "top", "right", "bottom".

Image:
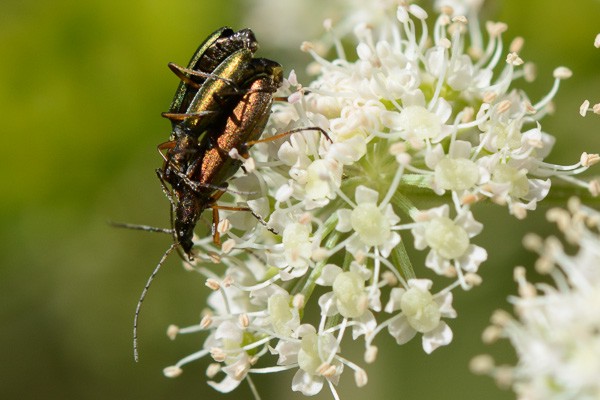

{"left": 110, "top": 221, "right": 173, "bottom": 234}
{"left": 133, "top": 243, "right": 177, "bottom": 362}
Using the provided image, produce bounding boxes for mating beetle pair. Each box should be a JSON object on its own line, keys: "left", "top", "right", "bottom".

{"left": 129, "top": 27, "right": 330, "bottom": 361}
{"left": 157, "top": 27, "right": 284, "bottom": 257}
{"left": 131, "top": 27, "right": 285, "bottom": 361}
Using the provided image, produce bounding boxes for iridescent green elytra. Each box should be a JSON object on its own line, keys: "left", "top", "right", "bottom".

{"left": 178, "top": 48, "right": 255, "bottom": 135}
{"left": 167, "top": 27, "right": 258, "bottom": 119}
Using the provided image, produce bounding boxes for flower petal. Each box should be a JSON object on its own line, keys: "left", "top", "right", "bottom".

{"left": 316, "top": 264, "right": 343, "bottom": 286}
{"left": 207, "top": 375, "right": 243, "bottom": 393}
{"left": 355, "top": 185, "right": 380, "bottom": 205}
{"left": 422, "top": 321, "right": 453, "bottom": 354}
{"left": 388, "top": 315, "right": 417, "bottom": 345}
{"left": 335, "top": 209, "right": 353, "bottom": 232}
{"left": 291, "top": 370, "right": 324, "bottom": 396}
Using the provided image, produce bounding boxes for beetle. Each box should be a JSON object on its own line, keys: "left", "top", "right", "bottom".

{"left": 165, "top": 27, "right": 258, "bottom": 121}
{"left": 154, "top": 28, "right": 259, "bottom": 208}
{"left": 130, "top": 28, "right": 285, "bottom": 361}
{"left": 162, "top": 47, "right": 254, "bottom": 134}
{"left": 155, "top": 51, "right": 278, "bottom": 238}
{"left": 169, "top": 58, "right": 284, "bottom": 254}
{"left": 157, "top": 48, "right": 255, "bottom": 192}
{"left": 160, "top": 57, "right": 330, "bottom": 259}
{"left": 158, "top": 48, "right": 290, "bottom": 205}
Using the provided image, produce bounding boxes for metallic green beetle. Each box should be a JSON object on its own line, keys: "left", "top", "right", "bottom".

{"left": 165, "top": 27, "right": 258, "bottom": 122}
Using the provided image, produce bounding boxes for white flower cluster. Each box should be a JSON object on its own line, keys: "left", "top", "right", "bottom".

{"left": 242, "top": 0, "right": 402, "bottom": 49}
{"left": 163, "top": 3, "right": 598, "bottom": 399}
{"left": 472, "top": 198, "right": 600, "bottom": 400}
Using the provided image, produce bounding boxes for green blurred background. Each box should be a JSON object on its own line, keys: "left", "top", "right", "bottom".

{"left": 2, "top": 0, "right": 599, "bottom": 399}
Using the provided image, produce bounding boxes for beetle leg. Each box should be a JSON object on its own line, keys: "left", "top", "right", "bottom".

{"left": 208, "top": 190, "right": 226, "bottom": 245}
{"left": 211, "top": 205, "right": 221, "bottom": 245}
{"left": 168, "top": 62, "right": 237, "bottom": 88}
{"left": 211, "top": 202, "right": 279, "bottom": 238}
{"left": 210, "top": 204, "right": 254, "bottom": 246}
{"left": 157, "top": 140, "right": 175, "bottom": 162}
{"left": 161, "top": 110, "right": 216, "bottom": 122}
{"left": 271, "top": 88, "right": 312, "bottom": 103}
{"left": 233, "top": 127, "right": 332, "bottom": 160}
{"left": 243, "top": 127, "right": 332, "bottom": 150}
{"left": 170, "top": 167, "right": 254, "bottom": 195}
{"left": 155, "top": 168, "right": 177, "bottom": 208}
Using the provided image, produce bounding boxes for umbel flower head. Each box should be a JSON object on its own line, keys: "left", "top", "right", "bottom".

{"left": 472, "top": 198, "right": 600, "bottom": 400}
{"left": 162, "top": 2, "right": 598, "bottom": 399}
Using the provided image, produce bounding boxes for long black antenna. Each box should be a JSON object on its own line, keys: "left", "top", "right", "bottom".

{"left": 109, "top": 221, "right": 173, "bottom": 235}
{"left": 133, "top": 243, "right": 177, "bottom": 362}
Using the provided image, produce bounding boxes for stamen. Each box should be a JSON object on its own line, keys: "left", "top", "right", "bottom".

{"left": 163, "top": 366, "right": 183, "bottom": 378}
{"left": 532, "top": 68, "right": 572, "bottom": 111}
{"left": 509, "top": 36, "right": 524, "bottom": 53}
{"left": 167, "top": 324, "right": 179, "bottom": 340}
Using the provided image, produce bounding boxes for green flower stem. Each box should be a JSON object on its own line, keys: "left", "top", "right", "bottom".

{"left": 323, "top": 252, "right": 353, "bottom": 331}
{"left": 391, "top": 192, "right": 420, "bottom": 219}
{"left": 391, "top": 240, "right": 416, "bottom": 281}
{"left": 299, "top": 214, "right": 341, "bottom": 302}
{"left": 400, "top": 173, "right": 433, "bottom": 189}
{"left": 342, "top": 250, "right": 353, "bottom": 271}
{"left": 325, "top": 313, "right": 342, "bottom": 332}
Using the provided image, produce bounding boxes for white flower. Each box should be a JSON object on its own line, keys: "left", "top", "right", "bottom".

{"left": 273, "top": 325, "right": 343, "bottom": 396}
{"left": 336, "top": 185, "right": 401, "bottom": 257}
{"left": 282, "top": 222, "right": 312, "bottom": 267}
{"left": 317, "top": 262, "right": 381, "bottom": 320}
{"left": 427, "top": 141, "right": 485, "bottom": 194}
{"left": 385, "top": 279, "right": 457, "bottom": 353}
{"left": 383, "top": 98, "right": 455, "bottom": 144}
{"left": 412, "top": 205, "right": 487, "bottom": 279}
{"left": 267, "top": 292, "right": 301, "bottom": 337}
{"left": 201, "top": 321, "right": 253, "bottom": 393}
{"left": 251, "top": 285, "right": 302, "bottom": 335}
{"left": 305, "top": 159, "right": 341, "bottom": 200}
{"left": 267, "top": 221, "right": 315, "bottom": 281}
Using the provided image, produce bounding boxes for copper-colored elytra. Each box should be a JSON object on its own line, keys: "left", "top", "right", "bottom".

{"left": 170, "top": 61, "right": 283, "bottom": 254}
{"left": 197, "top": 64, "right": 283, "bottom": 187}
